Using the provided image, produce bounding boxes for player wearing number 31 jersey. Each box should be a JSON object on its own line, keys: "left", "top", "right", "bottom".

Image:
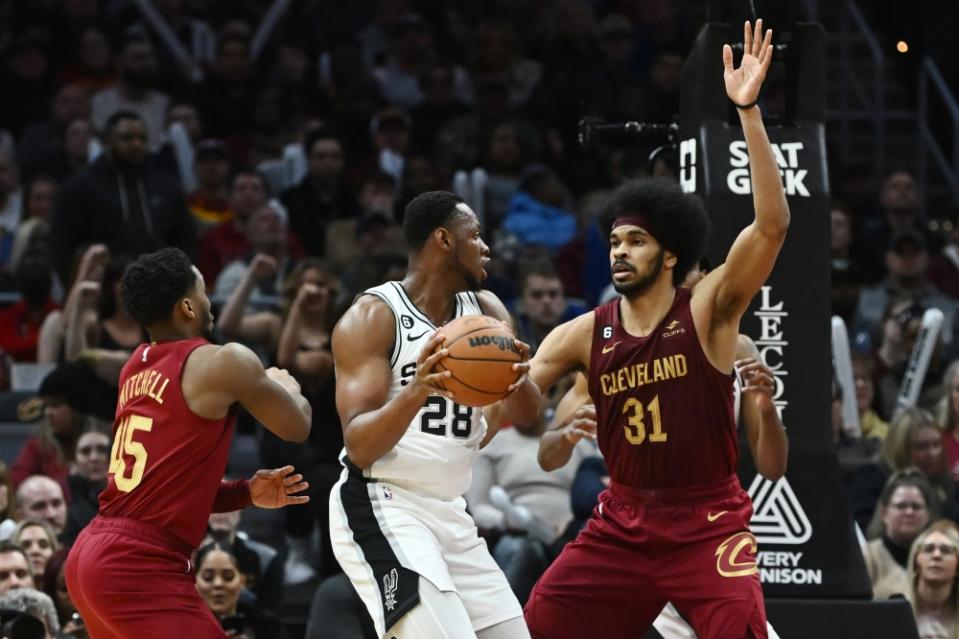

{"left": 66, "top": 248, "right": 313, "bottom": 639}
{"left": 329, "top": 191, "right": 540, "bottom": 639}
{"left": 525, "top": 20, "right": 787, "bottom": 638}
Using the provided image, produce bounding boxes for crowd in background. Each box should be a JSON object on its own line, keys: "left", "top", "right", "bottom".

{"left": 0, "top": 1, "right": 953, "bottom": 637}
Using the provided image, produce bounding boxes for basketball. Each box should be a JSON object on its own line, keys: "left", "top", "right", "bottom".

{"left": 435, "top": 315, "right": 524, "bottom": 407}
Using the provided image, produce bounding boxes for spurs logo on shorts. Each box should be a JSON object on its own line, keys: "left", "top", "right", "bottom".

{"left": 383, "top": 568, "right": 399, "bottom": 612}
{"left": 715, "top": 531, "right": 759, "bottom": 578}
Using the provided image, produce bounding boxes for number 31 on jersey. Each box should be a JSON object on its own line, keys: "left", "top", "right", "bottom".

{"left": 109, "top": 414, "right": 153, "bottom": 492}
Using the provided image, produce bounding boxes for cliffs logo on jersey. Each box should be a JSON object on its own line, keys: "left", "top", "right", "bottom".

{"left": 599, "top": 354, "right": 688, "bottom": 396}
{"left": 662, "top": 320, "right": 685, "bottom": 338}
{"left": 468, "top": 335, "right": 519, "bottom": 354}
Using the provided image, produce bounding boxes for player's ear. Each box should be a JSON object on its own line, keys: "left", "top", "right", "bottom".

{"left": 179, "top": 297, "right": 197, "bottom": 320}
{"left": 434, "top": 227, "right": 452, "bottom": 251}
{"left": 664, "top": 249, "right": 678, "bottom": 270}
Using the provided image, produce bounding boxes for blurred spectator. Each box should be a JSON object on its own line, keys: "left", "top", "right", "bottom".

{"left": 194, "top": 542, "right": 288, "bottom": 639}
{"left": 11, "top": 365, "right": 101, "bottom": 496}
{"left": 51, "top": 111, "right": 196, "bottom": 284}
{"left": 502, "top": 165, "right": 577, "bottom": 251}
{"left": 408, "top": 63, "right": 469, "bottom": 156}
{"left": 267, "top": 41, "right": 324, "bottom": 121}
{"left": 11, "top": 519, "right": 58, "bottom": 590}
{"left": 41, "top": 549, "right": 83, "bottom": 637}
{"left": 856, "top": 171, "right": 942, "bottom": 283}
{"left": 855, "top": 230, "right": 957, "bottom": 347}
{"left": 326, "top": 170, "right": 401, "bottom": 274}
{"left": 0, "top": 462, "right": 15, "bottom": 541}
{"left": 0, "top": 253, "right": 57, "bottom": 362}
{"left": 131, "top": 0, "right": 215, "bottom": 88}
{"left": 375, "top": 13, "right": 471, "bottom": 109}
{"left": 928, "top": 209, "right": 959, "bottom": 299}
{"left": 166, "top": 102, "right": 202, "bottom": 143}
{"left": 555, "top": 190, "right": 612, "bottom": 307}
{"left": 470, "top": 20, "right": 542, "bottom": 108}
{"left": 187, "top": 139, "right": 232, "bottom": 232}
{"left": 0, "top": 586, "right": 60, "bottom": 637}
{"left": 197, "top": 33, "right": 256, "bottom": 144}
{"left": 0, "top": 148, "right": 23, "bottom": 268}
{"left": 833, "top": 378, "right": 882, "bottom": 485}
{"left": 358, "top": 0, "right": 411, "bottom": 68}
{"left": 637, "top": 46, "right": 684, "bottom": 124}
{"left": 0, "top": 31, "right": 56, "bottom": 138}
{"left": 906, "top": 520, "right": 959, "bottom": 637}
{"left": 17, "top": 83, "right": 90, "bottom": 180}
{"left": 589, "top": 14, "right": 645, "bottom": 122}
{"left": 939, "top": 360, "right": 959, "bottom": 481}
{"left": 207, "top": 510, "right": 283, "bottom": 613}
{"left": 361, "top": 107, "right": 412, "bottom": 189}
{"left": 395, "top": 154, "right": 442, "bottom": 217}
{"left": 198, "top": 170, "right": 305, "bottom": 286}
{"left": 863, "top": 471, "right": 936, "bottom": 599}
{"left": 268, "top": 260, "right": 343, "bottom": 583}
{"left": 14, "top": 476, "right": 65, "bottom": 536}
{"left": 0, "top": 543, "right": 33, "bottom": 595}
{"left": 473, "top": 120, "right": 536, "bottom": 230}
{"left": 466, "top": 419, "right": 591, "bottom": 605}
{"left": 280, "top": 129, "right": 358, "bottom": 258}
{"left": 511, "top": 260, "right": 586, "bottom": 354}
{"left": 830, "top": 202, "right": 869, "bottom": 314}
{"left": 853, "top": 355, "right": 890, "bottom": 441}
{"left": 872, "top": 299, "right": 947, "bottom": 419}
{"left": 62, "top": 427, "right": 110, "bottom": 546}
{"left": 307, "top": 573, "right": 377, "bottom": 639}
{"left": 90, "top": 34, "right": 170, "bottom": 152}
{"left": 57, "top": 27, "right": 115, "bottom": 92}
{"left": 215, "top": 201, "right": 292, "bottom": 316}
{"left": 48, "top": 117, "right": 96, "bottom": 182}
{"left": 21, "top": 176, "right": 58, "bottom": 224}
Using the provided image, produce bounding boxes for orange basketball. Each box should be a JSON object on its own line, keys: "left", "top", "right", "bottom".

{"left": 435, "top": 315, "right": 523, "bottom": 407}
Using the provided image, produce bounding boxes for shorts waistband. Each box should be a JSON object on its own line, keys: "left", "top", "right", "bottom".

{"left": 87, "top": 516, "right": 193, "bottom": 557}
{"left": 609, "top": 475, "right": 742, "bottom": 506}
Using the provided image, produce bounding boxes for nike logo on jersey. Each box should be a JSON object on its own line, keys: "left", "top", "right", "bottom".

{"left": 407, "top": 331, "right": 430, "bottom": 341}
{"left": 141, "top": 346, "right": 150, "bottom": 363}
{"left": 602, "top": 341, "right": 621, "bottom": 354}
{"left": 707, "top": 511, "right": 728, "bottom": 522}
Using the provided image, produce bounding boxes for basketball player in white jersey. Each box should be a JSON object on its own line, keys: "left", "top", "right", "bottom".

{"left": 329, "top": 191, "right": 541, "bottom": 639}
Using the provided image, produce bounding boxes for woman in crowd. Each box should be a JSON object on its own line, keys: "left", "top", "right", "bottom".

{"left": 0, "top": 461, "right": 15, "bottom": 540}
{"left": 195, "top": 542, "right": 287, "bottom": 639}
{"left": 62, "top": 426, "right": 110, "bottom": 545}
{"left": 939, "top": 360, "right": 959, "bottom": 481}
{"left": 907, "top": 520, "right": 959, "bottom": 639}
{"left": 864, "top": 471, "right": 937, "bottom": 599}
{"left": 13, "top": 518, "right": 59, "bottom": 589}
{"left": 43, "top": 548, "right": 86, "bottom": 638}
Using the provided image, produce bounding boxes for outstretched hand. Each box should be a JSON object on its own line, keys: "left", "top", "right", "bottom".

{"left": 723, "top": 19, "right": 774, "bottom": 106}
{"left": 250, "top": 465, "right": 310, "bottom": 509}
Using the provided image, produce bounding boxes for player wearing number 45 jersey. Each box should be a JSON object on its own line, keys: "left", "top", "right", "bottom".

{"left": 329, "top": 191, "right": 540, "bottom": 639}
{"left": 525, "top": 21, "right": 788, "bottom": 638}
{"left": 66, "top": 248, "right": 313, "bottom": 639}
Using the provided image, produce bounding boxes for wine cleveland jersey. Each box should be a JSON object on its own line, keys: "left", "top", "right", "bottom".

{"left": 98, "top": 338, "right": 237, "bottom": 548}
{"left": 587, "top": 288, "right": 738, "bottom": 489}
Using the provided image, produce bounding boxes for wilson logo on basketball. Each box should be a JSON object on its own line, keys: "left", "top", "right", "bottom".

{"left": 662, "top": 320, "right": 685, "bottom": 338}
{"left": 715, "top": 531, "right": 759, "bottom": 578}
{"left": 467, "top": 335, "right": 520, "bottom": 354}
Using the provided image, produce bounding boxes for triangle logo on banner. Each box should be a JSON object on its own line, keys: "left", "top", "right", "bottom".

{"left": 747, "top": 475, "right": 813, "bottom": 545}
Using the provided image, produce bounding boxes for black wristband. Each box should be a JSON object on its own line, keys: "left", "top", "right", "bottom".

{"left": 733, "top": 99, "right": 759, "bottom": 110}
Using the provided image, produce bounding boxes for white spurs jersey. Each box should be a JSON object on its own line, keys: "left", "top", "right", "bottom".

{"left": 343, "top": 281, "right": 488, "bottom": 499}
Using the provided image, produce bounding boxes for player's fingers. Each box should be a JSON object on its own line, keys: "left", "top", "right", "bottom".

{"left": 285, "top": 495, "right": 310, "bottom": 505}
{"left": 760, "top": 29, "right": 773, "bottom": 70}
{"left": 572, "top": 426, "right": 597, "bottom": 440}
{"left": 417, "top": 333, "right": 447, "bottom": 362}
{"left": 420, "top": 347, "right": 450, "bottom": 369}
{"left": 286, "top": 481, "right": 309, "bottom": 494}
{"left": 723, "top": 44, "right": 734, "bottom": 74}
{"left": 577, "top": 405, "right": 597, "bottom": 420}
{"left": 513, "top": 339, "right": 532, "bottom": 358}
{"left": 506, "top": 375, "right": 527, "bottom": 393}
{"left": 283, "top": 473, "right": 304, "bottom": 485}
{"left": 744, "top": 21, "right": 752, "bottom": 52}
{"left": 754, "top": 19, "right": 763, "bottom": 56}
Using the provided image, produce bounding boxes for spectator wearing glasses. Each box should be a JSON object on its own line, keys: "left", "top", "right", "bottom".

{"left": 863, "top": 471, "right": 937, "bottom": 600}
{"left": 906, "top": 520, "right": 959, "bottom": 638}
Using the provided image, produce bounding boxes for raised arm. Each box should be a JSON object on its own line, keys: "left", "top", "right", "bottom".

{"left": 276, "top": 283, "right": 334, "bottom": 381}
{"left": 697, "top": 21, "right": 789, "bottom": 336}
{"left": 215, "top": 254, "right": 282, "bottom": 349}
{"left": 184, "top": 342, "right": 312, "bottom": 442}
{"left": 477, "top": 290, "right": 540, "bottom": 446}
{"left": 736, "top": 334, "right": 788, "bottom": 480}
{"left": 333, "top": 296, "right": 451, "bottom": 469}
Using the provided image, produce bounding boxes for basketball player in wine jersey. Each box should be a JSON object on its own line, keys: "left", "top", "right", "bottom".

{"left": 524, "top": 20, "right": 786, "bottom": 638}
{"left": 329, "top": 191, "right": 540, "bottom": 638}
{"left": 65, "top": 247, "right": 313, "bottom": 639}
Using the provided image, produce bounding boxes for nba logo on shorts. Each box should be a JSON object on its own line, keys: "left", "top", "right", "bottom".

{"left": 383, "top": 486, "right": 393, "bottom": 500}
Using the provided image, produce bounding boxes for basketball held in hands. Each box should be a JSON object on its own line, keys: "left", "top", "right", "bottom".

{"left": 435, "top": 315, "right": 524, "bottom": 407}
